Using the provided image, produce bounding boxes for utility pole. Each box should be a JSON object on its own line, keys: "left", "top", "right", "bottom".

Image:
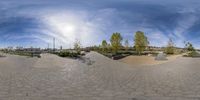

{"left": 47, "top": 43, "right": 49, "bottom": 52}
{"left": 47, "top": 43, "right": 49, "bottom": 49}
{"left": 60, "top": 46, "right": 62, "bottom": 50}
{"left": 53, "top": 37, "right": 55, "bottom": 52}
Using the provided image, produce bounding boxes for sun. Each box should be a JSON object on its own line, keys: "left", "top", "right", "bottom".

{"left": 47, "top": 16, "right": 77, "bottom": 41}
{"left": 63, "top": 24, "right": 76, "bottom": 34}
{"left": 43, "top": 13, "right": 94, "bottom": 47}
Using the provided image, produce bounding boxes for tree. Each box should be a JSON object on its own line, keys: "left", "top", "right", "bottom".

{"left": 110, "top": 32, "right": 123, "bottom": 53}
{"left": 74, "top": 39, "right": 81, "bottom": 53}
{"left": 165, "top": 38, "right": 174, "bottom": 54}
{"left": 124, "top": 39, "right": 129, "bottom": 51}
{"left": 101, "top": 40, "right": 108, "bottom": 52}
{"left": 134, "top": 31, "right": 148, "bottom": 55}
{"left": 107, "top": 43, "right": 112, "bottom": 52}
{"left": 185, "top": 42, "right": 195, "bottom": 51}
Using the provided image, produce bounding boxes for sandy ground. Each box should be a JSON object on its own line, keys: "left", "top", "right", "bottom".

{"left": 0, "top": 51, "right": 200, "bottom": 99}
{"left": 119, "top": 54, "right": 182, "bottom": 66}
{"left": 34, "top": 53, "right": 75, "bottom": 68}
{"left": 0, "top": 53, "right": 75, "bottom": 69}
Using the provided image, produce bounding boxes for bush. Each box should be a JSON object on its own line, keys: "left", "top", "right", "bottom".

{"left": 164, "top": 47, "right": 174, "bottom": 54}
{"left": 165, "top": 38, "right": 175, "bottom": 54}
{"left": 4, "top": 51, "right": 41, "bottom": 58}
{"left": 57, "top": 51, "right": 80, "bottom": 58}
{"left": 183, "top": 51, "right": 200, "bottom": 57}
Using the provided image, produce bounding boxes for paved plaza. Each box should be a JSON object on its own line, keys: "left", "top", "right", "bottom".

{"left": 0, "top": 52, "right": 200, "bottom": 100}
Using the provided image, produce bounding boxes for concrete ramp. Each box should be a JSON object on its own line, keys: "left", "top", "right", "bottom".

{"left": 34, "top": 53, "right": 74, "bottom": 68}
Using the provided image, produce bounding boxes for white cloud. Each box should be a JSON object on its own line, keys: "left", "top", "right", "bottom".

{"left": 145, "top": 29, "right": 169, "bottom": 47}
{"left": 173, "top": 14, "right": 198, "bottom": 47}
{"left": 32, "top": 8, "right": 122, "bottom": 48}
{"left": 38, "top": 10, "right": 101, "bottom": 48}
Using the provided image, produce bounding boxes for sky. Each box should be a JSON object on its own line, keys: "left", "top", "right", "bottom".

{"left": 0, "top": 0, "right": 200, "bottom": 49}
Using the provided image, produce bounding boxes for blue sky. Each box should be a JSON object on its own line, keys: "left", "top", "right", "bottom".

{"left": 0, "top": 0, "right": 200, "bottom": 48}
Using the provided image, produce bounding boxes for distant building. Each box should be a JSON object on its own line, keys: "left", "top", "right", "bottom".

{"left": 7, "top": 46, "right": 14, "bottom": 51}
{"left": 15, "top": 47, "right": 41, "bottom": 52}
{"left": 16, "top": 46, "right": 23, "bottom": 50}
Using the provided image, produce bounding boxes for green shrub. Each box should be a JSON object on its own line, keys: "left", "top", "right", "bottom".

{"left": 165, "top": 38, "right": 175, "bottom": 54}
{"left": 58, "top": 51, "right": 80, "bottom": 58}
{"left": 183, "top": 51, "right": 200, "bottom": 57}
{"left": 4, "top": 51, "right": 41, "bottom": 58}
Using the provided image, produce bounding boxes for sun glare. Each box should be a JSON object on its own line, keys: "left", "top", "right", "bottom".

{"left": 43, "top": 12, "right": 98, "bottom": 48}
{"left": 64, "top": 24, "right": 76, "bottom": 33}
{"left": 44, "top": 14, "right": 79, "bottom": 43}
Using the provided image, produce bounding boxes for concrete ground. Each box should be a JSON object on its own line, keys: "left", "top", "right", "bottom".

{"left": 119, "top": 54, "right": 181, "bottom": 66}
{"left": 0, "top": 52, "right": 200, "bottom": 100}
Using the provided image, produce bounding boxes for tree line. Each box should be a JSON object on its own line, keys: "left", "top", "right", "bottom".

{"left": 100, "top": 31, "right": 195, "bottom": 55}
{"left": 100, "top": 31, "right": 149, "bottom": 55}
